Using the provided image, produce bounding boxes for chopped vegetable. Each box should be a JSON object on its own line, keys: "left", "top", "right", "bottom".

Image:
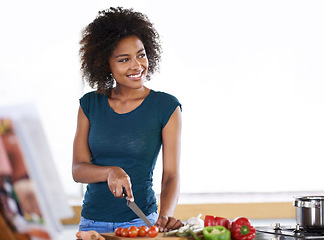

{"left": 204, "top": 215, "right": 231, "bottom": 229}
{"left": 164, "top": 224, "right": 203, "bottom": 238}
{"left": 188, "top": 228, "right": 202, "bottom": 240}
{"left": 230, "top": 217, "right": 255, "bottom": 240}
{"left": 203, "top": 226, "right": 231, "bottom": 240}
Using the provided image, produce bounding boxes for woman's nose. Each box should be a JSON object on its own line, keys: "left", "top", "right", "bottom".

{"left": 130, "top": 58, "right": 141, "bottom": 69}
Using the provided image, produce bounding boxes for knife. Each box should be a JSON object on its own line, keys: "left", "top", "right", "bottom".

{"left": 123, "top": 188, "right": 152, "bottom": 227}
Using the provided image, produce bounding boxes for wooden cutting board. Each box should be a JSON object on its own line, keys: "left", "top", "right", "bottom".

{"left": 101, "top": 232, "right": 187, "bottom": 240}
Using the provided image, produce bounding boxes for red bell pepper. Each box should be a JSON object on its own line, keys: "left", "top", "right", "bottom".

{"left": 230, "top": 217, "right": 255, "bottom": 240}
{"left": 204, "top": 215, "right": 231, "bottom": 229}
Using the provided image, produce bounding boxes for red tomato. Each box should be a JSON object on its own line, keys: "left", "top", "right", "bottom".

{"left": 115, "top": 227, "right": 123, "bottom": 236}
{"left": 147, "top": 226, "right": 159, "bottom": 238}
{"left": 128, "top": 226, "right": 139, "bottom": 238}
{"left": 121, "top": 228, "right": 129, "bottom": 237}
{"left": 138, "top": 226, "right": 148, "bottom": 237}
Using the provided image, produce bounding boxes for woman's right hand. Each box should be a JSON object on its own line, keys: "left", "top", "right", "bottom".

{"left": 107, "top": 166, "right": 134, "bottom": 201}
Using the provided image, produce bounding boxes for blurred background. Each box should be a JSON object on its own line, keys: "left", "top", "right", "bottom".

{"left": 1, "top": 0, "right": 323, "bottom": 201}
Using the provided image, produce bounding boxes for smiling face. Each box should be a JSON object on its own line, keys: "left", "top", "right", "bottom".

{"left": 109, "top": 35, "right": 149, "bottom": 91}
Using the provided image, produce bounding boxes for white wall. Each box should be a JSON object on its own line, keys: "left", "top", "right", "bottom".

{"left": 1, "top": 0, "right": 323, "bottom": 197}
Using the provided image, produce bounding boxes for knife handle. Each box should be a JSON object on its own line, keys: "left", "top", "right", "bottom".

{"left": 122, "top": 187, "right": 127, "bottom": 198}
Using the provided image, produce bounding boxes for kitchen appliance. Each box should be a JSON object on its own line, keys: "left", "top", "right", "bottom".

{"left": 293, "top": 196, "right": 324, "bottom": 230}
{"left": 255, "top": 196, "right": 324, "bottom": 239}
{"left": 256, "top": 223, "right": 324, "bottom": 239}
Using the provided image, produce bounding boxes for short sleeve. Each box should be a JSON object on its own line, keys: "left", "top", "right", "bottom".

{"left": 79, "top": 92, "right": 91, "bottom": 120}
{"left": 159, "top": 93, "right": 182, "bottom": 129}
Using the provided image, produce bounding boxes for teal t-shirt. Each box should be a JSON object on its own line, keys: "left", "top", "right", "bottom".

{"left": 79, "top": 89, "right": 181, "bottom": 222}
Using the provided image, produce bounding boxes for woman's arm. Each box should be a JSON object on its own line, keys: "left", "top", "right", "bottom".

{"left": 72, "top": 106, "right": 133, "bottom": 200}
{"left": 155, "top": 106, "right": 183, "bottom": 231}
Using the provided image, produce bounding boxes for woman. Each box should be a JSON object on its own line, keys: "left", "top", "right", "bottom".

{"left": 72, "top": 7, "right": 183, "bottom": 233}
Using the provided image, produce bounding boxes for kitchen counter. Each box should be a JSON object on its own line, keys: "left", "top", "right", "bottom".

{"left": 101, "top": 230, "right": 317, "bottom": 240}
{"left": 58, "top": 219, "right": 298, "bottom": 240}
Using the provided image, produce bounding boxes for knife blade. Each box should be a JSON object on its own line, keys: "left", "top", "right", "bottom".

{"left": 123, "top": 188, "right": 152, "bottom": 227}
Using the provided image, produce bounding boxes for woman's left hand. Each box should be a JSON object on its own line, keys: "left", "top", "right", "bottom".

{"left": 155, "top": 215, "right": 184, "bottom": 232}
{"left": 76, "top": 230, "right": 105, "bottom": 240}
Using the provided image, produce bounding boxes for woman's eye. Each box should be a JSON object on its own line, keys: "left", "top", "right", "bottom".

{"left": 118, "top": 58, "right": 128, "bottom": 63}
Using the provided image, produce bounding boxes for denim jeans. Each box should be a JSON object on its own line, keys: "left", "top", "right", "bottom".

{"left": 78, "top": 211, "right": 159, "bottom": 233}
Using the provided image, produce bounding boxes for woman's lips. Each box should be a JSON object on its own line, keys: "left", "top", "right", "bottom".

{"left": 127, "top": 71, "right": 143, "bottom": 80}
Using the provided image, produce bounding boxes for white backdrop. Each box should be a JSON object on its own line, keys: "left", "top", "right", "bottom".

{"left": 1, "top": 0, "right": 323, "bottom": 197}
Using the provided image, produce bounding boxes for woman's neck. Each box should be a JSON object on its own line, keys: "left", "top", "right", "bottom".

{"left": 111, "top": 86, "right": 150, "bottom": 100}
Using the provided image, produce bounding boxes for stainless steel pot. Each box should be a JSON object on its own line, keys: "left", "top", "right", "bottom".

{"left": 293, "top": 196, "right": 324, "bottom": 229}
